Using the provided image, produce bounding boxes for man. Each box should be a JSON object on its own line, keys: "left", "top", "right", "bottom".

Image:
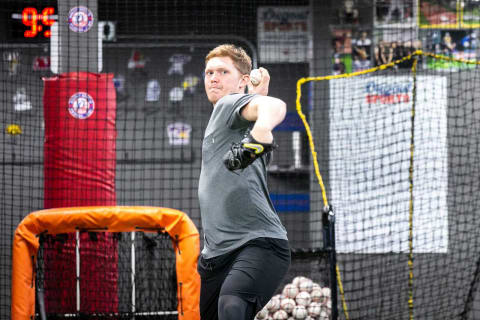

{"left": 197, "top": 44, "right": 290, "bottom": 320}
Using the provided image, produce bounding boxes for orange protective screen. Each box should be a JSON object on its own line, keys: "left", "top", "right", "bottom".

{"left": 11, "top": 206, "right": 200, "bottom": 320}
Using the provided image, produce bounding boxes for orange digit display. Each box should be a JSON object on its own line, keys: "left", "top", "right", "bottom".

{"left": 22, "top": 7, "right": 38, "bottom": 38}
{"left": 41, "top": 7, "right": 55, "bottom": 38}
{"left": 21, "top": 7, "right": 55, "bottom": 38}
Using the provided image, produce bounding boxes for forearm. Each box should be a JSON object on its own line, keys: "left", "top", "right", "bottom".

{"left": 242, "top": 65, "right": 287, "bottom": 143}
{"left": 250, "top": 97, "right": 286, "bottom": 143}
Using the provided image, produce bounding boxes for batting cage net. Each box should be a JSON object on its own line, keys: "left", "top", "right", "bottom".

{"left": 1, "top": 1, "right": 480, "bottom": 320}
{"left": 35, "top": 231, "right": 178, "bottom": 319}
{"left": 298, "top": 50, "right": 480, "bottom": 319}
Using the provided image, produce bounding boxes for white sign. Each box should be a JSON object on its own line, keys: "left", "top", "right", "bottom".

{"left": 98, "top": 21, "right": 116, "bottom": 41}
{"left": 13, "top": 88, "right": 32, "bottom": 112}
{"left": 145, "top": 80, "right": 160, "bottom": 102}
{"left": 257, "top": 6, "right": 312, "bottom": 63}
{"left": 329, "top": 76, "right": 448, "bottom": 253}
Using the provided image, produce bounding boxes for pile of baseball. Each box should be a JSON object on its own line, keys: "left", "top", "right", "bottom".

{"left": 255, "top": 276, "right": 331, "bottom": 320}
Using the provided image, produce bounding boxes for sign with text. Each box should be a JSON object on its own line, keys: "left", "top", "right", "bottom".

{"left": 329, "top": 76, "right": 448, "bottom": 253}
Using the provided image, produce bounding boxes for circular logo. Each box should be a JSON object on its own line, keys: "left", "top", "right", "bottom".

{"left": 68, "top": 6, "right": 94, "bottom": 33}
{"left": 68, "top": 92, "right": 95, "bottom": 119}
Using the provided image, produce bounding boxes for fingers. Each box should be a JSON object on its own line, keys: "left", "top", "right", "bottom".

{"left": 248, "top": 67, "right": 270, "bottom": 96}
{"left": 258, "top": 67, "right": 270, "bottom": 82}
{"left": 251, "top": 67, "right": 270, "bottom": 86}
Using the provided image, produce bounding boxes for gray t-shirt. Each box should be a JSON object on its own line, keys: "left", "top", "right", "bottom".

{"left": 198, "top": 93, "right": 288, "bottom": 259}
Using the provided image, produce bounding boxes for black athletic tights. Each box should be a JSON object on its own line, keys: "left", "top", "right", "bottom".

{"left": 218, "top": 295, "right": 255, "bottom": 320}
{"left": 197, "top": 237, "right": 291, "bottom": 320}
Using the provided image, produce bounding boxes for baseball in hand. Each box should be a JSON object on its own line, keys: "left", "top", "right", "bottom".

{"left": 250, "top": 69, "right": 262, "bottom": 86}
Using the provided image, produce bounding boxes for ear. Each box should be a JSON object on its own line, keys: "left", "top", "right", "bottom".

{"left": 238, "top": 74, "right": 249, "bottom": 91}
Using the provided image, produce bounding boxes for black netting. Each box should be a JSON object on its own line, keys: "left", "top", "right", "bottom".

{"left": 3, "top": 1, "right": 480, "bottom": 319}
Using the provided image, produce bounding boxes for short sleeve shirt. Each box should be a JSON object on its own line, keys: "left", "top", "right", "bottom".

{"left": 198, "top": 93, "right": 288, "bottom": 258}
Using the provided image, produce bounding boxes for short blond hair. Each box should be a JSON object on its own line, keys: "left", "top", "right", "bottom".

{"left": 205, "top": 44, "right": 252, "bottom": 75}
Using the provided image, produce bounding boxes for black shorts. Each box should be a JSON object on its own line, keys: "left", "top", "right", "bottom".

{"left": 197, "top": 237, "right": 291, "bottom": 320}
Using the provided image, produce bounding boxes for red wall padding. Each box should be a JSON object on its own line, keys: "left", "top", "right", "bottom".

{"left": 43, "top": 72, "right": 118, "bottom": 314}
{"left": 43, "top": 72, "right": 117, "bottom": 208}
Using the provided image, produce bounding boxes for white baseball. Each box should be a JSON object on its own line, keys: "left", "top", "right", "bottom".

{"left": 292, "top": 305, "right": 308, "bottom": 319}
{"left": 250, "top": 69, "right": 262, "bottom": 86}
{"left": 272, "top": 309, "right": 289, "bottom": 320}
{"left": 319, "top": 309, "right": 330, "bottom": 320}
{"left": 311, "top": 282, "right": 322, "bottom": 292}
{"left": 266, "top": 296, "right": 281, "bottom": 312}
{"left": 273, "top": 294, "right": 283, "bottom": 300}
{"left": 298, "top": 279, "right": 313, "bottom": 293}
{"left": 256, "top": 307, "right": 269, "bottom": 320}
{"left": 307, "top": 302, "right": 322, "bottom": 317}
{"left": 324, "top": 298, "right": 332, "bottom": 309}
{"left": 282, "top": 283, "right": 299, "bottom": 299}
{"left": 310, "top": 289, "right": 323, "bottom": 303}
{"left": 295, "top": 291, "right": 311, "bottom": 306}
{"left": 292, "top": 276, "right": 307, "bottom": 287}
{"left": 280, "top": 298, "right": 296, "bottom": 313}
{"left": 321, "top": 287, "right": 331, "bottom": 301}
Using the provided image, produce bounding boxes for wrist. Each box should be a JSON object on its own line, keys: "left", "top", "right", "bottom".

{"left": 249, "top": 126, "right": 273, "bottom": 144}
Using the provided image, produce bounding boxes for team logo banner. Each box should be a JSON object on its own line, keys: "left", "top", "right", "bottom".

{"left": 167, "top": 122, "right": 191, "bottom": 145}
{"left": 13, "top": 88, "right": 32, "bottom": 112}
{"left": 145, "top": 80, "right": 160, "bottom": 102}
{"left": 33, "top": 56, "right": 51, "bottom": 71}
{"left": 168, "top": 54, "right": 191, "bottom": 75}
{"left": 128, "top": 50, "right": 147, "bottom": 69}
{"left": 68, "top": 6, "right": 94, "bottom": 33}
{"left": 68, "top": 92, "right": 95, "bottom": 119}
{"left": 4, "top": 51, "right": 20, "bottom": 76}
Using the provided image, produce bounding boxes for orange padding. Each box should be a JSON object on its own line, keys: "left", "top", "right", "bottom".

{"left": 11, "top": 206, "right": 200, "bottom": 320}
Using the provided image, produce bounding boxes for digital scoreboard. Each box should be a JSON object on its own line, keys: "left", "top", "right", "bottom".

{"left": 18, "top": 7, "right": 56, "bottom": 38}
{"left": 6, "top": 4, "right": 58, "bottom": 41}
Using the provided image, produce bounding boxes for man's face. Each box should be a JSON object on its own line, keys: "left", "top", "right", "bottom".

{"left": 204, "top": 56, "right": 246, "bottom": 105}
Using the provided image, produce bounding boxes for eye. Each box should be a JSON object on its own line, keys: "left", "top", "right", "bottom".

{"left": 222, "top": 70, "right": 228, "bottom": 74}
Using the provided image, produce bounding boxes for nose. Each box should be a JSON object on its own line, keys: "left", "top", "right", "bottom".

{"left": 210, "top": 72, "right": 219, "bottom": 82}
